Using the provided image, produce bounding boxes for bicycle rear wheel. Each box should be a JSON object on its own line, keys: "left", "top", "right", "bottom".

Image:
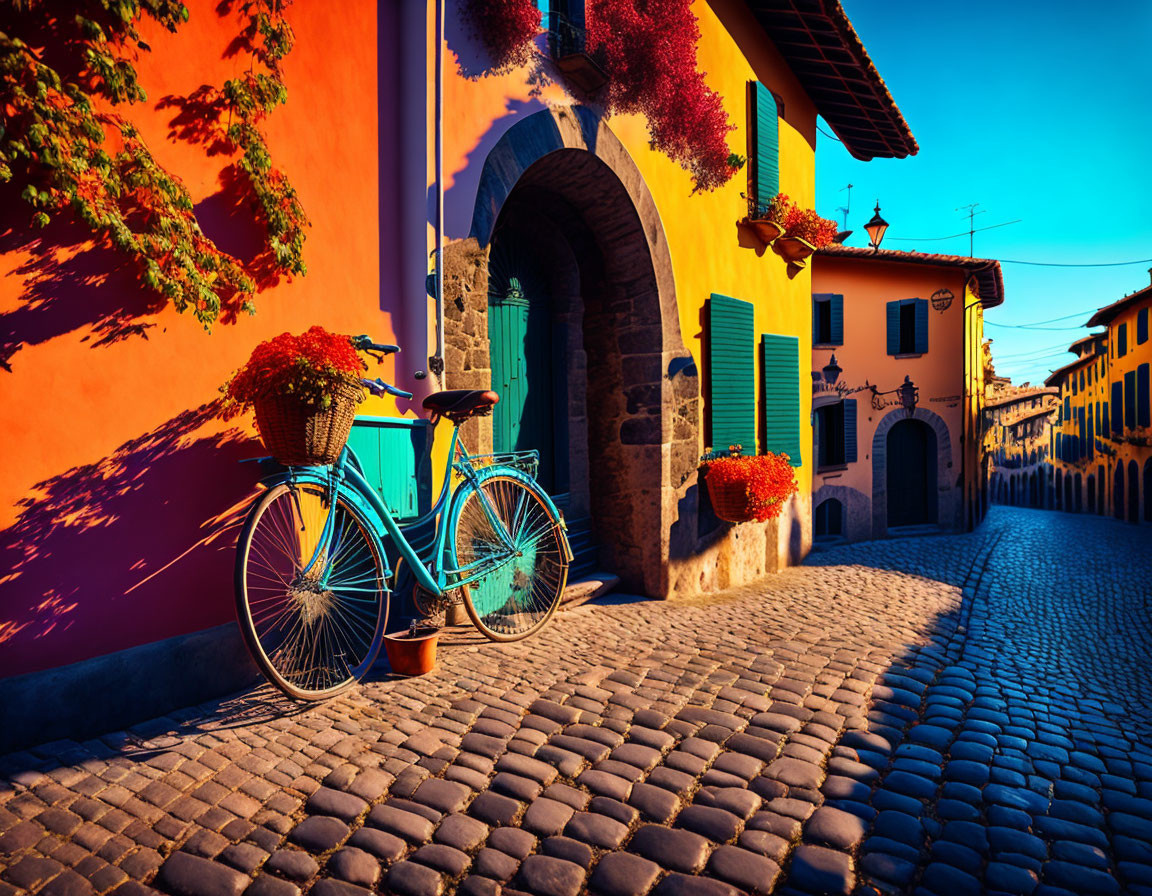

{"left": 235, "top": 482, "right": 387, "bottom": 699}
{"left": 450, "top": 474, "right": 568, "bottom": 641}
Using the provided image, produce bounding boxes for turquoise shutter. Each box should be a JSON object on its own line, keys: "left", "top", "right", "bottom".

{"left": 886, "top": 301, "right": 900, "bottom": 355}
{"left": 1119, "top": 324, "right": 1128, "bottom": 357}
{"left": 1138, "top": 308, "right": 1149, "bottom": 345}
{"left": 1126, "top": 370, "right": 1137, "bottom": 428}
{"left": 831, "top": 294, "right": 844, "bottom": 345}
{"left": 751, "top": 82, "right": 779, "bottom": 213}
{"left": 843, "top": 399, "right": 857, "bottom": 463}
{"left": 708, "top": 293, "right": 756, "bottom": 452}
{"left": 914, "top": 298, "right": 929, "bottom": 354}
{"left": 761, "top": 333, "right": 802, "bottom": 466}
{"left": 1112, "top": 382, "right": 1122, "bottom": 433}
{"left": 1139, "top": 363, "right": 1150, "bottom": 428}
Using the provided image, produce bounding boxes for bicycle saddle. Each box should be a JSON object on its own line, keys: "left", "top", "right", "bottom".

{"left": 423, "top": 389, "right": 499, "bottom": 423}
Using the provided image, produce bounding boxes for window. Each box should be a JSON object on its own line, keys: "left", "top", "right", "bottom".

{"left": 1118, "top": 323, "right": 1128, "bottom": 358}
{"left": 886, "top": 298, "right": 928, "bottom": 355}
{"left": 815, "top": 399, "right": 857, "bottom": 469}
{"left": 749, "top": 82, "right": 779, "bottom": 216}
{"left": 707, "top": 294, "right": 756, "bottom": 452}
{"left": 761, "top": 333, "right": 802, "bottom": 466}
{"left": 814, "top": 499, "right": 843, "bottom": 537}
{"left": 813, "top": 294, "right": 843, "bottom": 346}
{"left": 1139, "top": 308, "right": 1149, "bottom": 345}
{"left": 1124, "top": 370, "right": 1137, "bottom": 430}
{"left": 1140, "top": 364, "right": 1151, "bottom": 428}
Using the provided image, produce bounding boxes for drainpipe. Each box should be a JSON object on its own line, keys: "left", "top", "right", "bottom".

{"left": 429, "top": 0, "right": 446, "bottom": 382}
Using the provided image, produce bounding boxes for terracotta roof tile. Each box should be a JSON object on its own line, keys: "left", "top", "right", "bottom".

{"left": 815, "top": 245, "right": 1004, "bottom": 307}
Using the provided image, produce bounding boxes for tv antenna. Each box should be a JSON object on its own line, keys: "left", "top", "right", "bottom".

{"left": 837, "top": 183, "right": 853, "bottom": 230}
{"left": 955, "top": 203, "right": 986, "bottom": 256}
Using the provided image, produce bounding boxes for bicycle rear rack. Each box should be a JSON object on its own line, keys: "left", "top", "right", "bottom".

{"left": 459, "top": 450, "right": 540, "bottom": 479}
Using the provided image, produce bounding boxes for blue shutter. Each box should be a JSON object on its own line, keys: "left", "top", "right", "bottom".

{"left": 751, "top": 82, "right": 779, "bottom": 213}
{"left": 914, "top": 298, "right": 929, "bottom": 354}
{"left": 1138, "top": 308, "right": 1149, "bottom": 345}
{"left": 1119, "top": 324, "right": 1128, "bottom": 357}
{"left": 761, "top": 333, "right": 802, "bottom": 466}
{"left": 1139, "top": 363, "right": 1151, "bottom": 428}
{"left": 1111, "top": 381, "right": 1122, "bottom": 433}
{"left": 831, "top": 294, "right": 844, "bottom": 345}
{"left": 843, "top": 399, "right": 857, "bottom": 464}
{"left": 886, "top": 301, "right": 900, "bottom": 355}
{"left": 1125, "top": 371, "right": 1137, "bottom": 429}
{"left": 708, "top": 294, "right": 756, "bottom": 452}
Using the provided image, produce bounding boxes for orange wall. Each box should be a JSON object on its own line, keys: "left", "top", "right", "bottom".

{"left": 0, "top": 0, "right": 414, "bottom": 677}
{"left": 811, "top": 258, "right": 968, "bottom": 501}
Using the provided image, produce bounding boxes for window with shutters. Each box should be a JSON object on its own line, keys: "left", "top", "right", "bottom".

{"left": 707, "top": 294, "right": 756, "bottom": 452}
{"left": 761, "top": 333, "right": 802, "bottom": 466}
{"left": 1139, "top": 364, "right": 1151, "bottom": 428}
{"left": 812, "top": 294, "right": 843, "bottom": 346}
{"left": 814, "top": 499, "right": 843, "bottom": 537}
{"left": 815, "top": 399, "right": 857, "bottom": 469}
{"left": 1118, "top": 323, "right": 1128, "bottom": 358}
{"left": 748, "top": 82, "right": 780, "bottom": 217}
{"left": 887, "top": 298, "right": 927, "bottom": 355}
{"left": 1139, "top": 308, "right": 1149, "bottom": 345}
{"left": 1125, "top": 371, "right": 1137, "bottom": 430}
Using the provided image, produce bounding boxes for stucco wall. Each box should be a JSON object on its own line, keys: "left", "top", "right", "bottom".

{"left": 0, "top": 0, "right": 419, "bottom": 677}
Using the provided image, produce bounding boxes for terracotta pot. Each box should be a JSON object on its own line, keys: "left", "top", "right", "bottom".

{"left": 746, "top": 217, "right": 785, "bottom": 246}
{"left": 383, "top": 629, "right": 438, "bottom": 676}
{"left": 772, "top": 235, "right": 817, "bottom": 265}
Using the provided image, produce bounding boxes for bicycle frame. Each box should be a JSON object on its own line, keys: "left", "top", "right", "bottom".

{"left": 258, "top": 421, "right": 533, "bottom": 599}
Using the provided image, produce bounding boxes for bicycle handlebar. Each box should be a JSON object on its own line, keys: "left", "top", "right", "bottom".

{"left": 362, "top": 377, "right": 414, "bottom": 400}
{"left": 352, "top": 335, "right": 400, "bottom": 355}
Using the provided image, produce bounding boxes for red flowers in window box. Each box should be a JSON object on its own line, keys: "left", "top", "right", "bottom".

{"left": 756, "top": 194, "right": 838, "bottom": 249}
{"left": 221, "top": 327, "right": 368, "bottom": 465}
{"left": 701, "top": 451, "right": 798, "bottom": 523}
{"left": 463, "top": 0, "right": 542, "bottom": 73}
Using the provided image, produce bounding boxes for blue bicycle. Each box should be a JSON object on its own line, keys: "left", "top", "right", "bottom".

{"left": 234, "top": 336, "right": 571, "bottom": 699}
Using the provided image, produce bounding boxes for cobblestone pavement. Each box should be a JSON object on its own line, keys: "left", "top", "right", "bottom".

{"left": 2, "top": 506, "right": 1152, "bottom": 896}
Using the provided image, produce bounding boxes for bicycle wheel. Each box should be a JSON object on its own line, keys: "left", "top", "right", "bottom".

{"left": 235, "top": 482, "right": 388, "bottom": 699}
{"left": 451, "top": 473, "right": 568, "bottom": 641}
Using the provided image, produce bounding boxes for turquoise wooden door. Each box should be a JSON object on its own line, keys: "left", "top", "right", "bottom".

{"left": 488, "top": 244, "right": 563, "bottom": 493}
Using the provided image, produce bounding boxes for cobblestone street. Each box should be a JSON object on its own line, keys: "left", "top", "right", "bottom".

{"left": 2, "top": 506, "right": 1151, "bottom": 896}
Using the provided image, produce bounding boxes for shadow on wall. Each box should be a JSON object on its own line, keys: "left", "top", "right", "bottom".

{"left": 0, "top": 403, "right": 259, "bottom": 679}
{"left": 0, "top": 184, "right": 167, "bottom": 372}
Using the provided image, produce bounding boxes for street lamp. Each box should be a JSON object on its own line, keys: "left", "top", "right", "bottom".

{"left": 821, "top": 354, "right": 842, "bottom": 386}
{"left": 864, "top": 202, "right": 888, "bottom": 252}
{"left": 898, "top": 375, "right": 919, "bottom": 415}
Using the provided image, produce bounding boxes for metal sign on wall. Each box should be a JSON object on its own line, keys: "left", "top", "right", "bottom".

{"left": 931, "top": 288, "right": 954, "bottom": 312}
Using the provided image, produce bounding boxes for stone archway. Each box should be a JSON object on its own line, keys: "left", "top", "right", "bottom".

{"left": 871, "top": 407, "right": 954, "bottom": 537}
{"left": 812, "top": 484, "right": 870, "bottom": 543}
{"left": 441, "top": 107, "right": 698, "bottom": 597}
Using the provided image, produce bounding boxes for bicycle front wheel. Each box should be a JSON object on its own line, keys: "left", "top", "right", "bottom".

{"left": 451, "top": 474, "right": 568, "bottom": 641}
{"left": 235, "top": 482, "right": 388, "bottom": 700}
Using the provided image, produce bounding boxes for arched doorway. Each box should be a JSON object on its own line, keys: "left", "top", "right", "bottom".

{"left": 1064, "top": 472, "right": 1073, "bottom": 512}
{"left": 886, "top": 419, "right": 937, "bottom": 527}
{"left": 1087, "top": 475, "right": 1095, "bottom": 514}
{"left": 1145, "top": 459, "right": 1152, "bottom": 523}
{"left": 449, "top": 108, "right": 698, "bottom": 597}
{"left": 1129, "top": 460, "right": 1139, "bottom": 523}
{"left": 1074, "top": 473, "right": 1082, "bottom": 512}
{"left": 1097, "top": 464, "right": 1106, "bottom": 514}
{"left": 1030, "top": 471, "right": 1038, "bottom": 507}
{"left": 1115, "top": 462, "right": 1125, "bottom": 520}
{"left": 814, "top": 499, "right": 844, "bottom": 538}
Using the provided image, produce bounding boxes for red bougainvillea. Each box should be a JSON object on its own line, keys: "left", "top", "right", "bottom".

{"left": 463, "top": 0, "right": 542, "bottom": 72}
{"left": 702, "top": 452, "right": 798, "bottom": 522}
{"left": 221, "top": 326, "right": 366, "bottom": 419}
{"left": 586, "top": 0, "right": 736, "bottom": 191}
{"left": 758, "top": 193, "right": 839, "bottom": 248}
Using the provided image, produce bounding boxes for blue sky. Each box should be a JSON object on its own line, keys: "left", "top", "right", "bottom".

{"left": 814, "top": 0, "right": 1152, "bottom": 385}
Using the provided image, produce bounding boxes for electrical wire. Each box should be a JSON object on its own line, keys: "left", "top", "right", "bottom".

{"left": 986, "top": 322, "right": 1090, "bottom": 331}
{"left": 993, "top": 344, "right": 1075, "bottom": 360}
{"left": 999, "top": 256, "right": 1152, "bottom": 268}
{"left": 816, "top": 124, "right": 842, "bottom": 142}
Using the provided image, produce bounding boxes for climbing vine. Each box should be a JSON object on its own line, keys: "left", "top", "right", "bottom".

{"left": 0, "top": 0, "right": 307, "bottom": 329}
{"left": 462, "top": 0, "right": 738, "bottom": 192}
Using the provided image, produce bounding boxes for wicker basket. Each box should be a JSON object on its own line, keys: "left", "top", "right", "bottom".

{"left": 704, "top": 477, "right": 762, "bottom": 523}
{"left": 253, "top": 379, "right": 364, "bottom": 466}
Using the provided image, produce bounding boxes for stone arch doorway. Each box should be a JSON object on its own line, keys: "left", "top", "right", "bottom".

{"left": 1114, "top": 462, "right": 1125, "bottom": 520}
{"left": 886, "top": 419, "right": 938, "bottom": 527}
{"left": 872, "top": 408, "right": 951, "bottom": 535}
{"left": 443, "top": 107, "right": 698, "bottom": 597}
{"left": 1129, "top": 460, "right": 1139, "bottom": 523}
{"left": 1087, "top": 474, "right": 1095, "bottom": 514}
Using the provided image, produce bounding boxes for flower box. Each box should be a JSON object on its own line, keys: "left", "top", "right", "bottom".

{"left": 700, "top": 451, "right": 798, "bottom": 523}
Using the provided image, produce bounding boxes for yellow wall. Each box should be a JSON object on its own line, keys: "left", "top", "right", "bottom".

{"left": 435, "top": 0, "right": 821, "bottom": 526}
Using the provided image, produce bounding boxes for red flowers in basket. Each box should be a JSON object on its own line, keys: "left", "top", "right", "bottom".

{"left": 701, "top": 451, "right": 798, "bottom": 523}
{"left": 221, "top": 326, "right": 367, "bottom": 420}
{"left": 756, "top": 194, "right": 839, "bottom": 248}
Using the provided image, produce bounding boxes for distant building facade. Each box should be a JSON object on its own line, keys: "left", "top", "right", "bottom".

{"left": 808, "top": 248, "right": 1002, "bottom": 543}
{"left": 985, "top": 382, "right": 1059, "bottom": 508}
